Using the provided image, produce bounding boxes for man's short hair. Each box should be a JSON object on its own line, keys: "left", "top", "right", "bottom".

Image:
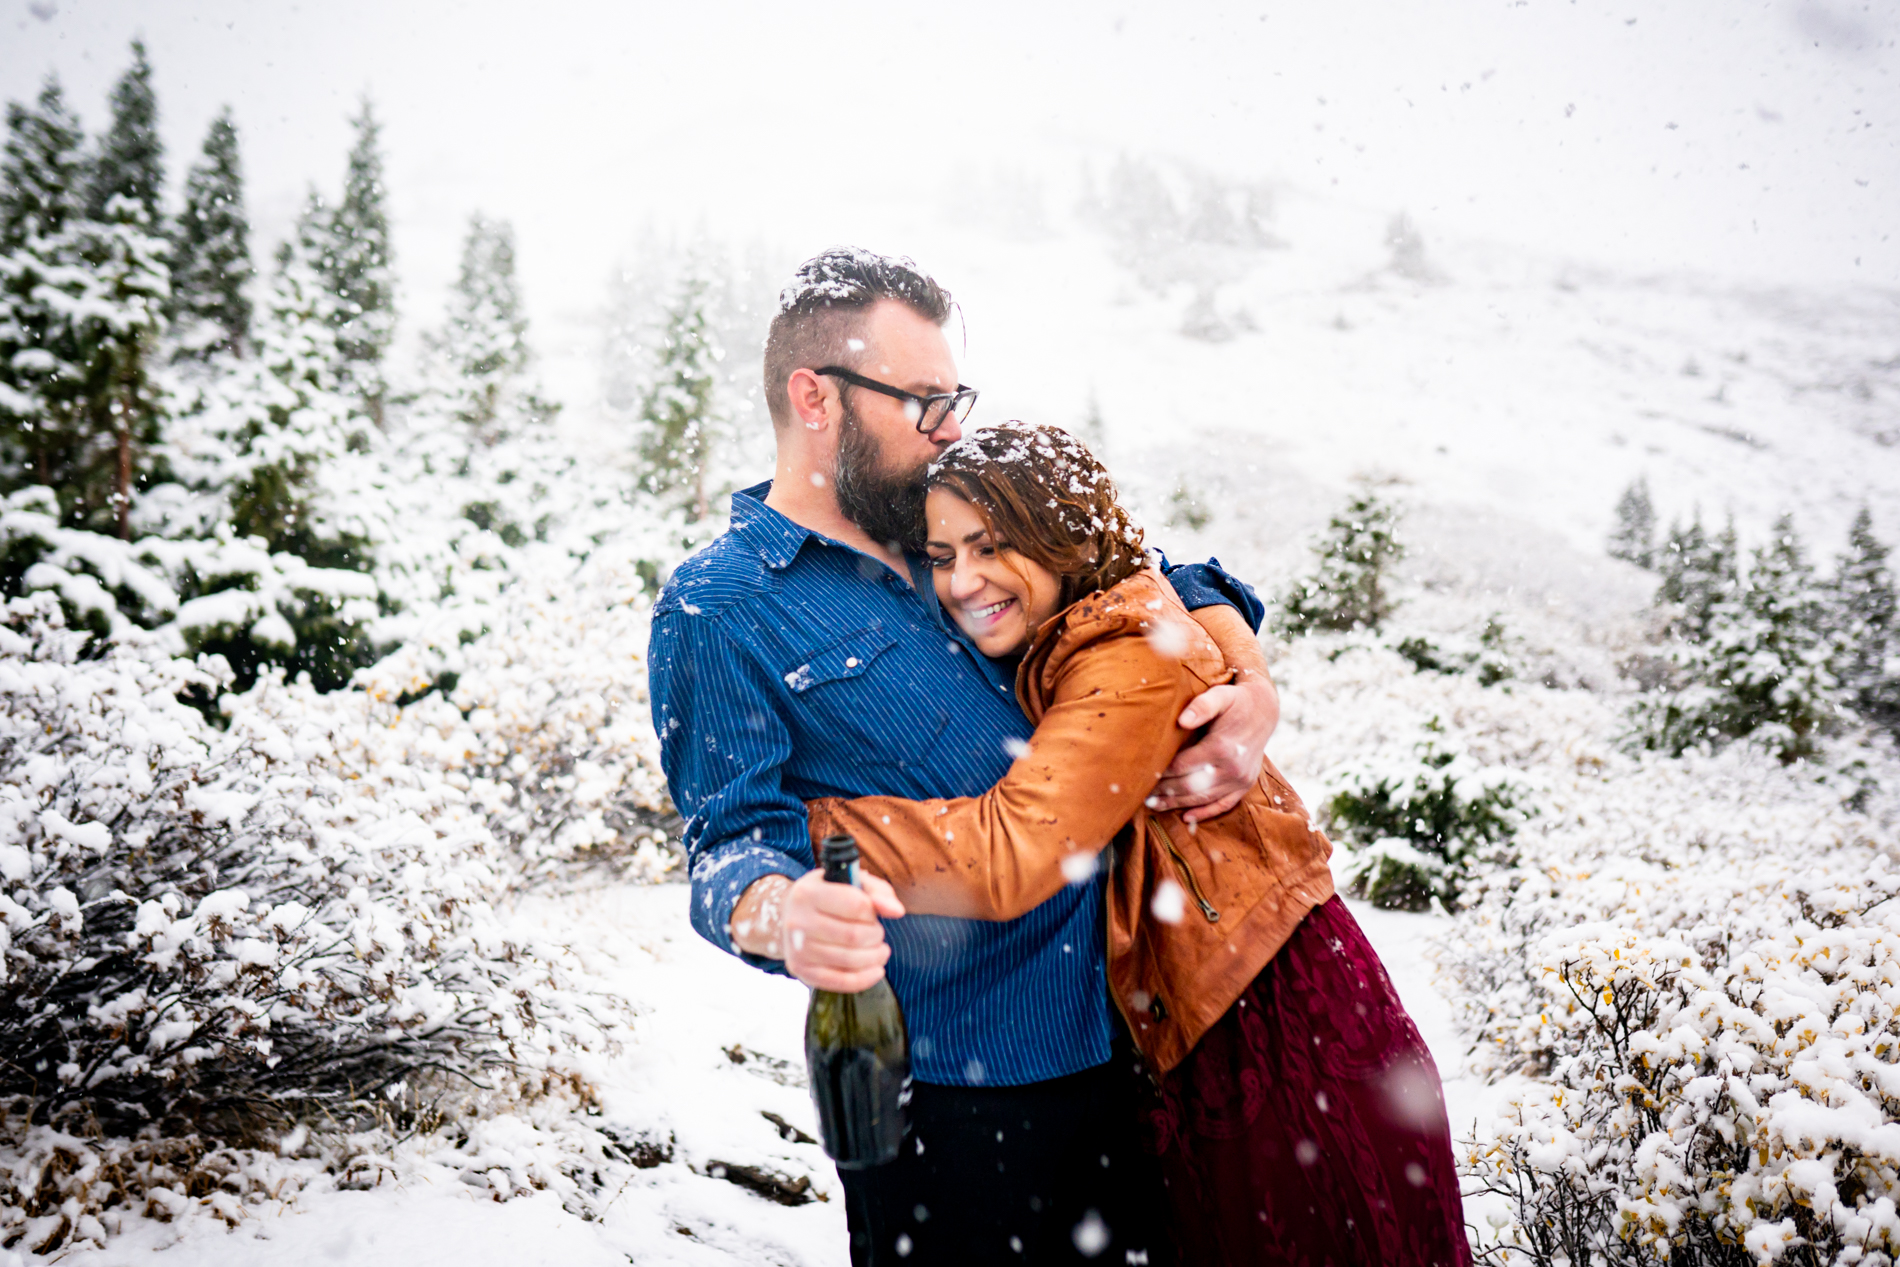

{"left": 762, "top": 248, "right": 952, "bottom": 428}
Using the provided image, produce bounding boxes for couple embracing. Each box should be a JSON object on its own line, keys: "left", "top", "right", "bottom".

{"left": 649, "top": 249, "right": 1468, "bottom": 1265}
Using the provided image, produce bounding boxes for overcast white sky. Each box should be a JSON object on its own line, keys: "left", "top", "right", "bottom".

{"left": 4, "top": 0, "right": 1895, "bottom": 400}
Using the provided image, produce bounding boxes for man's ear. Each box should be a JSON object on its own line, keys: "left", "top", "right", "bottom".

{"left": 785, "top": 368, "right": 836, "bottom": 432}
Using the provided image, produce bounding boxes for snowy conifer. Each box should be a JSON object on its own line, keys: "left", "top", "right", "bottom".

{"left": 632, "top": 270, "right": 730, "bottom": 523}
{"left": 171, "top": 107, "right": 252, "bottom": 356}
{"left": 1655, "top": 511, "right": 1738, "bottom": 644}
{"left": 1828, "top": 507, "right": 1899, "bottom": 739}
{"left": 1278, "top": 488, "right": 1405, "bottom": 635}
{"left": 1635, "top": 514, "right": 1841, "bottom": 762}
{"left": 69, "top": 194, "right": 171, "bottom": 538}
{"left": 1, "top": 78, "right": 88, "bottom": 510}
{"left": 85, "top": 41, "right": 165, "bottom": 229}
{"left": 1, "top": 73, "right": 168, "bottom": 539}
{"left": 0, "top": 76, "right": 83, "bottom": 249}
{"left": 1607, "top": 476, "right": 1656, "bottom": 568}
{"left": 424, "top": 213, "right": 530, "bottom": 437}
{"left": 323, "top": 100, "right": 394, "bottom": 422}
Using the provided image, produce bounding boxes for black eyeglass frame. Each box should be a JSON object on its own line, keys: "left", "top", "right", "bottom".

{"left": 814, "top": 366, "right": 979, "bottom": 434}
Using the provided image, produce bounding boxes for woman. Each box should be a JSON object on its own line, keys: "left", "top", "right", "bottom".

{"left": 806, "top": 423, "right": 1469, "bottom": 1266}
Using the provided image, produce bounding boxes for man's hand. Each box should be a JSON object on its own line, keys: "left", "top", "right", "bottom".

{"left": 1148, "top": 674, "right": 1279, "bottom": 820}
{"left": 729, "top": 870, "right": 906, "bottom": 992}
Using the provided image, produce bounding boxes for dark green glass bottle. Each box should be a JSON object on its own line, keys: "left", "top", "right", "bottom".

{"left": 804, "top": 834, "right": 910, "bottom": 1169}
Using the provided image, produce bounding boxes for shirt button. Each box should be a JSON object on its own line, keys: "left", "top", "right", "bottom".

{"left": 845, "top": 657, "right": 859, "bottom": 668}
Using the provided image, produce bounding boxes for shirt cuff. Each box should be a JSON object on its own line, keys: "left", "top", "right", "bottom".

{"left": 1158, "top": 555, "right": 1267, "bottom": 633}
{"left": 689, "top": 842, "right": 811, "bottom": 976}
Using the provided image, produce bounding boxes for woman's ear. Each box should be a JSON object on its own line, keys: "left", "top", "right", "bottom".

{"left": 785, "top": 368, "right": 836, "bottom": 432}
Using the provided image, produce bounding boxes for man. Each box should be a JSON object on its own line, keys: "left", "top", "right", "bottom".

{"left": 648, "top": 248, "right": 1278, "bottom": 1264}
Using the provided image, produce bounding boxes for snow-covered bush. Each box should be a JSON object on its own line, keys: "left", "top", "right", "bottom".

{"left": 1446, "top": 745, "right": 1900, "bottom": 1266}
{"left": 362, "top": 540, "right": 678, "bottom": 884}
{"left": 0, "top": 592, "right": 623, "bottom": 1249}
{"left": 1324, "top": 727, "right": 1531, "bottom": 911}
{"left": 1396, "top": 616, "right": 1516, "bottom": 688}
{"left": 1272, "top": 598, "right": 1900, "bottom": 1264}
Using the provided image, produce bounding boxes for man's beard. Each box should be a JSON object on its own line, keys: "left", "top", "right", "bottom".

{"left": 832, "top": 397, "right": 929, "bottom": 552}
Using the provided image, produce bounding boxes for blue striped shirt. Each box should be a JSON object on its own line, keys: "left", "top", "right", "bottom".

{"left": 648, "top": 483, "right": 1262, "bottom": 1086}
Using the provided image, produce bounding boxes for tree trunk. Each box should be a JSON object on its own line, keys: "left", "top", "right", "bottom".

{"left": 117, "top": 413, "right": 132, "bottom": 540}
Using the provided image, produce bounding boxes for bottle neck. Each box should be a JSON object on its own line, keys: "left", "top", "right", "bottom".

{"left": 822, "top": 855, "right": 859, "bottom": 887}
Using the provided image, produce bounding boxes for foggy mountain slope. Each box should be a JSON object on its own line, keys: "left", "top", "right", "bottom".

{"left": 896, "top": 194, "right": 1899, "bottom": 632}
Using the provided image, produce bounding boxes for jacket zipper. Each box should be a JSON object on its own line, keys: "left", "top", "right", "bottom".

{"left": 1150, "top": 820, "right": 1220, "bottom": 923}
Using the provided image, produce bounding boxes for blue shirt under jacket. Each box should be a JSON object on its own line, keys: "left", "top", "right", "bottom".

{"left": 648, "top": 482, "right": 1263, "bottom": 1087}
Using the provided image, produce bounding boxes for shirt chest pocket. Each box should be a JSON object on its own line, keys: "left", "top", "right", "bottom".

{"left": 780, "top": 624, "right": 949, "bottom": 769}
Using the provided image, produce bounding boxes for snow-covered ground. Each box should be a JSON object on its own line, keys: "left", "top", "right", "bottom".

{"left": 52, "top": 885, "right": 1492, "bottom": 1267}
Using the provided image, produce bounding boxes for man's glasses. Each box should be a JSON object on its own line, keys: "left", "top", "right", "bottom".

{"left": 816, "top": 367, "right": 979, "bottom": 434}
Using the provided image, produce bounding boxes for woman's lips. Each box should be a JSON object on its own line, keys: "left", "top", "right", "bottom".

{"left": 962, "top": 597, "right": 1016, "bottom": 629}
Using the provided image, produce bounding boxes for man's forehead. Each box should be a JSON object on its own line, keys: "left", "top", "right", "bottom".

{"left": 862, "top": 300, "right": 956, "bottom": 386}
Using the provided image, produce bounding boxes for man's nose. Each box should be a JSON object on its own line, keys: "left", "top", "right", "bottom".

{"left": 928, "top": 415, "right": 963, "bottom": 446}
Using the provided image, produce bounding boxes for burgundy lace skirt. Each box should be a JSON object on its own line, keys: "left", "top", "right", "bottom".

{"left": 1138, "top": 898, "right": 1470, "bottom": 1267}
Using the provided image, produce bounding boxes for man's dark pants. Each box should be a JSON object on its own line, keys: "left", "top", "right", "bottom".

{"left": 838, "top": 1043, "right": 1171, "bottom": 1265}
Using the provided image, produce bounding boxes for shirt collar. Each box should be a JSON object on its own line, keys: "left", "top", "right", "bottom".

{"left": 727, "top": 482, "right": 949, "bottom": 618}
{"left": 729, "top": 481, "right": 816, "bottom": 571}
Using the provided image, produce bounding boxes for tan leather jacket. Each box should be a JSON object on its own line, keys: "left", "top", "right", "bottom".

{"left": 806, "top": 570, "right": 1335, "bottom": 1073}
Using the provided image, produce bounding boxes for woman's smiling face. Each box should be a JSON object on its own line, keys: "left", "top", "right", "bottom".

{"left": 924, "top": 487, "right": 1064, "bottom": 659}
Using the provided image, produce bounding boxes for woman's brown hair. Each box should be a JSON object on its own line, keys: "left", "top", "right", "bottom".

{"left": 924, "top": 422, "right": 1148, "bottom": 610}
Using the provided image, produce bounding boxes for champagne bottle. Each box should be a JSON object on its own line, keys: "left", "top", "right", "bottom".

{"left": 804, "top": 834, "right": 910, "bottom": 1168}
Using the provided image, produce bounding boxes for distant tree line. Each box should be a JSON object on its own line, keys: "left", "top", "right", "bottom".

{"left": 1610, "top": 476, "right": 1898, "bottom": 762}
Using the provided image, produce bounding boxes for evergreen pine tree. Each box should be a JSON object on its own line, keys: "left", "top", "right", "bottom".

{"left": 323, "top": 99, "right": 394, "bottom": 423}
{"left": 85, "top": 40, "right": 165, "bottom": 228}
{"left": 633, "top": 271, "right": 727, "bottom": 523}
{"left": 1, "top": 76, "right": 166, "bottom": 538}
{"left": 425, "top": 213, "right": 528, "bottom": 437}
{"left": 1655, "top": 512, "right": 1739, "bottom": 644}
{"left": 1, "top": 78, "right": 88, "bottom": 513}
{"left": 0, "top": 76, "right": 84, "bottom": 249}
{"left": 171, "top": 107, "right": 252, "bottom": 356}
{"left": 1078, "top": 390, "right": 1108, "bottom": 456}
{"left": 1635, "top": 514, "right": 1840, "bottom": 762}
{"left": 1829, "top": 507, "right": 1900, "bottom": 739}
{"left": 70, "top": 193, "right": 170, "bottom": 538}
{"left": 1278, "top": 489, "right": 1405, "bottom": 634}
{"left": 1607, "top": 476, "right": 1656, "bottom": 568}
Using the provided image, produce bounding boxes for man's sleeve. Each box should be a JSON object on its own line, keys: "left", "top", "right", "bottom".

{"left": 648, "top": 604, "right": 811, "bottom": 972}
{"left": 1158, "top": 554, "right": 1266, "bottom": 633}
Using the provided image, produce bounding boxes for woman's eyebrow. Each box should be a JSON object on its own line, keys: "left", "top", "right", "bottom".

{"left": 961, "top": 529, "right": 989, "bottom": 545}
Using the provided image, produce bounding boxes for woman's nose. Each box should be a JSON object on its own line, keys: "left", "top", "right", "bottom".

{"left": 948, "top": 563, "right": 984, "bottom": 601}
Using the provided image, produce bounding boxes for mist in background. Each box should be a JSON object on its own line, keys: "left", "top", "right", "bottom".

{"left": 4, "top": 0, "right": 1894, "bottom": 415}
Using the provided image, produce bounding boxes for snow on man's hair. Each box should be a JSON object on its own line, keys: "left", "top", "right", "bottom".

{"left": 762, "top": 247, "right": 952, "bottom": 428}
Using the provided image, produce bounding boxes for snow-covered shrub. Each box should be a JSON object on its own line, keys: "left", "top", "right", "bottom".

{"left": 0, "top": 592, "right": 618, "bottom": 1155}
{"left": 362, "top": 541, "right": 678, "bottom": 884}
{"left": 1395, "top": 615, "right": 1516, "bottom": 688}
{"left": 1450, "top": 790, "right": 1900, "bottom": 1264}
{"left": 1324, "top": 727, "right": 1531, "bottom": 911}
{"left": 1277, "top": 488, "right": 1405, "bottom": 635}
